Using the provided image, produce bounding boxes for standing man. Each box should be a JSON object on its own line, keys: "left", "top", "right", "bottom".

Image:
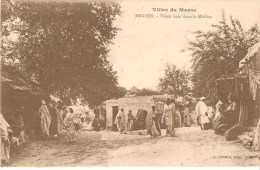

{"left": 114, "top": 108, "right": 127, "bottom": 134}
{"left": 152, "top": 105, "right": 161, "bottom": 136}
{"left": 127, "top": 109, "right": 134, "bottom": 132}
{"left": 49, "top": 103, "right": 59, "bottom": 138}
{"left": 38, "top": 100, "right": 51, "bottom": 139}
{"left": 161, "top": 98, "right": 176, "bottom": 137}
{"left": 92, "top": 114, "right": 102, "bottom": 132}
{"left": 146, "top": 105, "right": 160, "bottom": 138}
{"left": 195, "top": 97, "right": 209, "bottom": 130}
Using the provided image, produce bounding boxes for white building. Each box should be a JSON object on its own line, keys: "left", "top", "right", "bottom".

{"left": 105, "top": 95, "right": 170, "bottom": 130}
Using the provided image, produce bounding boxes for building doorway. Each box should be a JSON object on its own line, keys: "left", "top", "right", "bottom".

{"left": 112, "top": 106, "right": 118, "bottom": 131}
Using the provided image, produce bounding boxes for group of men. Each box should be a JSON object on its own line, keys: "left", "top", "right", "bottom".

{"left": 114, "top": 108, "right": 135, "bottom": 134}
{"left": 148, "top": 98, "right": 176, "bottom": 137}
{"left": 114, "top": 98, "right": 177, "bottom": 138}
{"left": 37, "top": 100, "right": 86, "bottom": 143}
{"left": 36, "top": 99, "right": 61, "bottom": 139}
{"left": 114, "top": 96, "right": 221, "bottom": 138}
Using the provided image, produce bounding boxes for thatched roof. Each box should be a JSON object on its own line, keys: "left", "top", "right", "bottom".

{"left": 1, "top": 65, "right": 46, "bottom": 96}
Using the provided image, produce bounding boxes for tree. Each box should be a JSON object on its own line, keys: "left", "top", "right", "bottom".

{"left": 135, "top": 88, "right": 161, "bottom": 96}
{"left": 1, "top": 1, "right": 122, "bottom": 106}
{"left": 1, "top": 0, "right": 14, "bottom": 24}
{"left": 186, "top": 13, "right": 259, "bottom": 104}
{"left": 113, "top": 86, "right": 127, "bottom": 98}
{"left": 158, "top": 64, "right": 192, "bottom": 96}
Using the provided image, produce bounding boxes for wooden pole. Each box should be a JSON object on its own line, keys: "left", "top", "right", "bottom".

{"left": 253, "top": 84, "right": 260, "bottom": 151}
{"left": 253, "top": 47, "right": 260, "bottom": 151}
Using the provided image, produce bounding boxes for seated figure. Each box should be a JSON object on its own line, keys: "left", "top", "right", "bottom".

{"left": 214, "top": 92, "right": 239, "bottom": 135}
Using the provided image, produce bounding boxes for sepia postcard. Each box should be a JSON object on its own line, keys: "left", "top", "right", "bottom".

{"left": 1, "top": 0, "right": 260, "bottom": 167}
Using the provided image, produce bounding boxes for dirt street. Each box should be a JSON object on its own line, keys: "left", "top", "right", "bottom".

{"left": 8, "top": 127, "right": 260, "bottom": 167}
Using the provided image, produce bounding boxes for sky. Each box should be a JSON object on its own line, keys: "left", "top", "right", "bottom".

{"left": 108, "top": 0, "right": 260, "bottom": 90}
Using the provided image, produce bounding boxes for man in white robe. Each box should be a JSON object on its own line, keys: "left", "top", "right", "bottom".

{"left": 114, "top": 108, "right": 127, "bottom": 134}
{"left": 195, "top": 97, "right": 209, "bottom": 130}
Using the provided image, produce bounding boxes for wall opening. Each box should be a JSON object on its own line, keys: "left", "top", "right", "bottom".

{"left": 112, "top": 106, "right": 118, "bottom": 131}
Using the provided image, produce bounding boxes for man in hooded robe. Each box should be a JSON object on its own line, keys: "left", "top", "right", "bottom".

{"left": 38, "top": 100, "right": 51, "bottom": 138}
{"left": 114, "top": 108, "right": 127, "bottom": 134}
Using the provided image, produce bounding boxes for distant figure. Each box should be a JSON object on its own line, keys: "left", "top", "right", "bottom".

{"left": 226, "top": 92, "right": 238, "bottom": 111}
{"left": 11, "top": 107, "right": 25, "bottom": 143}
{"left": 114, "top": 108, "right": 127, "bottom": 134}
{"left": 49, "top": 103, "right": 59, "bottom": 138}
{"left": 183, "top": 107, "right": 193, "bottom": 127}
{"left": 60, "top": 105, "right": 68, "bottom": 129}
{"left": 214, "top": 100, "right": 225, "bottom": 120}
{"left": 127, "top": 110, "right": 134, "bottom": 132}
{"left": 146, "top": 105, "right": 160, "bottom": 138}
{"left": 161, "top": 98, "right": 176, "bottom": 137}
{"left": 0, "top": 113, "right": 11, "bottom": 166}
{"left": 195, "top": 97, "right": 209, "bottom": 130}
{"left": 38, "top": 100, "right": 51, "bottom": 139}
{"left": 92, "top": 114, "right": 102, "bottom": 132}
{"left": 62, "top": 106, "right": 68, "bottom": 121}
{"left": 56, "top": 104, "right": 63, "bottom": 135}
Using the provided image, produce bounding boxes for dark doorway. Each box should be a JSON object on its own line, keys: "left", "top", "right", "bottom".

{"left": 112, "top": 106, "right": 118, "bottom": 131}
{"left": 133, "top": 109, "right": 148, "bottom": 130}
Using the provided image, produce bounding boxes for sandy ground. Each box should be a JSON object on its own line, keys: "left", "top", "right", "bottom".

{"left": 8, "top": 127, "right": 260, "bottom": 167}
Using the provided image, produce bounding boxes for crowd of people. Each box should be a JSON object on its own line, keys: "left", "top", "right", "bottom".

{"left": 0, "top": 99, "right": 97, "bottom": 166}
{"left": 114, "top": 98, "right": 179, "bottom": 138}
{"left": 113, "top": 94, "right": 241, "bottom": 140}
{"left": 35, "top": 99, "right": 90, "bottom": 144}
{"left": 1, "top": 94, "right": 240, "bottom": 166}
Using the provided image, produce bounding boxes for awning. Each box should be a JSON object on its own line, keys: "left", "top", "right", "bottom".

{"left": 1, "top": 75, "right": 46, "bottom": 96}
{"left": 239, "top": 42, "right": 260, "bottom": 68}
{"left": 216, "top": 74, "right": 247, "bottom": 82}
